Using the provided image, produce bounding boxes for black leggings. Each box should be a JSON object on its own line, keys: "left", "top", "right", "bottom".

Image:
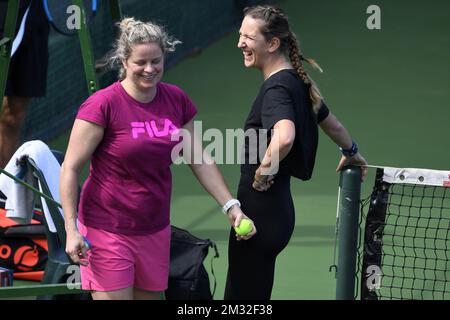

{"left": 224, "top": 171, "right": 295, "bottom": 300}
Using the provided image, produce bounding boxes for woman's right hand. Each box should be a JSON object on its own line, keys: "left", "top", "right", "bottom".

{"left": 226, "top": 205, "right": 257, "bottom": 241}
{"left": 66, "top": 230, "right": 89, "bottom": 266}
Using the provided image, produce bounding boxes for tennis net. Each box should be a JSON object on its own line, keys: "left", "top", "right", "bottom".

{"left": 359, "top": 167, "right": 450, "bottom": 300}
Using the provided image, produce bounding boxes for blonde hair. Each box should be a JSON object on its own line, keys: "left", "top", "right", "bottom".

{"left": 244, "top": 6, "right": 324, "bottom": 113}
{"left": 104, "top": 17, "right": 181, "bottom": 80}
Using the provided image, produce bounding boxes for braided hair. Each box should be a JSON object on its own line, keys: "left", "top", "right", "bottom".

{"left": 244, "top": 6, "right": 324, "bottom": 113}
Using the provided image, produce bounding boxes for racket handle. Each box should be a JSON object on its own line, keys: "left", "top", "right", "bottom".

{"left": 83, "top": 237, "right": 92, "bottom": 250}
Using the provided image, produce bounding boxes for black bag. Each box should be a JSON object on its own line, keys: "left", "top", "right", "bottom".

{"left": 165, "top": 226, "right": 219, "bottom": 300}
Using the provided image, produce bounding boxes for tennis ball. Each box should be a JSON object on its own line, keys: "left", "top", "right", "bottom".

{"left": 234, "top": 219, "right": 253, "bottom": 236}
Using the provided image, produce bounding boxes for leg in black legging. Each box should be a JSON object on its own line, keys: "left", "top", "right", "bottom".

{"left": 224, "top": 172, "right": 295, "bottom": 300}
{"left": 225, "top": 229, "right": 277, "bottom": 299}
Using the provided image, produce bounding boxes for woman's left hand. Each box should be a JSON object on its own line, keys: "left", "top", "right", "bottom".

{"left": 252, "top": 168, "right": 276, "bottom": 192}
{"left": 336, "top": 152, "right": 368, "bottom": 181}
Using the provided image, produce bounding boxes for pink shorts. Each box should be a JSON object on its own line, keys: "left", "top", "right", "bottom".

{"left": 78, "top": 222, "right": 171, "bottom": 292}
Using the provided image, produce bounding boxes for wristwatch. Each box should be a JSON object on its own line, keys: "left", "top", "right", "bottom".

{"left": 340, "top": 141, "right": 358, "bottom": 157}
{"left": 222, "top": 199, "right": 241, "bottom": 215}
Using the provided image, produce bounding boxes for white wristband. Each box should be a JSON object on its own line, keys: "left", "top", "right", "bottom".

{"left": 222, "top": 199, "right": 241, "bottom": 215}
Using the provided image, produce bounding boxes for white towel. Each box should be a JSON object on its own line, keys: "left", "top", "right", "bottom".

{"left": 0, "top": 140, "right": 62, "bottom": 232}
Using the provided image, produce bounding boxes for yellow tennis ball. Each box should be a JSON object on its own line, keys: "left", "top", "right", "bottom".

{"left": 234, "top": 218, "right": 253, "bottom": 236}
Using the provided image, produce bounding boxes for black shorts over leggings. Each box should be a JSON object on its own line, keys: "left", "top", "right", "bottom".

{"left": 1, "top": 0, "right": 49, "bottom": 97}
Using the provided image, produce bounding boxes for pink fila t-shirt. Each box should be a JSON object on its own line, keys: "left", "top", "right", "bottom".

{"left": 76, "top": 81, "right": 197, "bottom": 235}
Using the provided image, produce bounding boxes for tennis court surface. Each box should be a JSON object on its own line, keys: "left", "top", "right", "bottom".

{"left": 1, "top": 0, "right": 449, "bottom": 299}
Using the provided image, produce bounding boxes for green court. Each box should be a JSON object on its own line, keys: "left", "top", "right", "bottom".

{"left": 2, "top": 0, "right": 450, "bottom": 299}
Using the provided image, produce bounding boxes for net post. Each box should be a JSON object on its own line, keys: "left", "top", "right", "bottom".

{"left": 336, "top": 165, "right": 362, "bottom": 300}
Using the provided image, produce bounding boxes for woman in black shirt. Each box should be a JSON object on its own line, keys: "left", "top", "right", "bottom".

{"left": 224, "top": 5, "right": 368, "bottom": 300}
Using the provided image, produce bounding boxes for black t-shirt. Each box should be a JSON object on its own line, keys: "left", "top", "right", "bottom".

{"left": 242, "top": 69, "right": 330, "bottom": 180}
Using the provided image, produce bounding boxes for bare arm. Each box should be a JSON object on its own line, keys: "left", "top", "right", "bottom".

{"left": 182, "top": 120, "right": 256, "bottom": 240}
{"left": 60, "top": 119, "right": 104, "bottom": 264}
{"left": 319, "top": 113, "right": 368, "bottom": 180}
{"left": 318, "top": 112, "right": 353, "bottom": 149}
{"left": 254, "top": 119, "right": 296, "bottom": 191}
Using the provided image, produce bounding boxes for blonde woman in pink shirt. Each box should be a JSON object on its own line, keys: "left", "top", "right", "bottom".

{"left": 60, "top": 18, "right": 256, "bottom": 300}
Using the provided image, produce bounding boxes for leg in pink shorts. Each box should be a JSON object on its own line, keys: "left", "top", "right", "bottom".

{"left": 78, "top": 222, "right": 171, "bottom": 292}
